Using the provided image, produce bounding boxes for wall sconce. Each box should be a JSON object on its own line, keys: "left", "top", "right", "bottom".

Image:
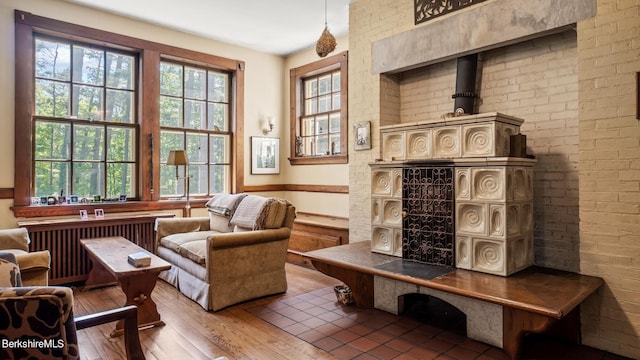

{"left": 167, "top": 149, "right": 191, "bottom": 217}
{"left": 262, "top": 116, "right": 275, "bottom": 135}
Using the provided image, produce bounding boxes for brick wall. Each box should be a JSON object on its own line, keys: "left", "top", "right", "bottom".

{"left": 577, "top": 1, "right": 640, "bottom": 357}
{"left": 349, "top": 0, "right": 639, "bottom": 357}
{"left": 393, "top": 32, "right": 581, "bottom": 271}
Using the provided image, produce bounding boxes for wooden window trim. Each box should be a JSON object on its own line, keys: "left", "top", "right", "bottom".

{"left": 289, "top": 51, "right": 348, "bottom": 165}
{"left": 12, "top": 10, "right": 245, "bottom": 217}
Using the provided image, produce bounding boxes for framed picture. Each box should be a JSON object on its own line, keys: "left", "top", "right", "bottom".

{"left": 354, "top": 121, "right": 372, "bottom": 150}
{"left": 69, "top": 195, "right": 79, "bottom": 204}
{"left": 251, "top": 136, "right": 280, "bottom": 174}
{"left": 94, "top": 209, "right": 105, "bottom": 219}
{"left": 79, "top": 210, "right": 88, "bottom": 220}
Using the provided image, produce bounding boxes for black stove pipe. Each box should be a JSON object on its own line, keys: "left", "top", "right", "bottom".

{"left": 452, "top": 54, "right": 478, "bottom": 114}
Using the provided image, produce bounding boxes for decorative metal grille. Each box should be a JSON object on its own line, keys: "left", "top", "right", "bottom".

{"left": 414, "top": 0, "right": 487, "bottom": 25}
{"left": 402, "top": 166, "right": 455, "bottom": 266}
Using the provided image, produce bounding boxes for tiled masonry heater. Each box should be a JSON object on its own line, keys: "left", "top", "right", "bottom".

{"left": 370, "top": 112, "right": 535, "bottom": 276}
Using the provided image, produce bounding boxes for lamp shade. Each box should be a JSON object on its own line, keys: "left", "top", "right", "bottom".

{"left": 167, "top": 150, "right": 188, "bottom": 166}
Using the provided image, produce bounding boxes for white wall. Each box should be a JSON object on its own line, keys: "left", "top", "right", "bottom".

{"left": 280, "top": 34, "right": 350, "bottom": 217}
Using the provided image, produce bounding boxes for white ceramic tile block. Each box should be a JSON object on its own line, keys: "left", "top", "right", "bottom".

{"left": 489, "top": 204, "right": 506, "bottom": 239}
{"left": 382, "top": 132, "right": 405, "bottom": 161}
{"left": 406, "top": 130, "right": 432, "bottom": 159}
{"left": 372, "top": 170, "right": 392, "bottom": 196}
{"left": 371, "top": 198, "right": 382, "bottom": 224}
{"left": 507, "top": 205, "right": 521, "bottom": 236}
{"left": 456, "top": 236, "right": 472, "bottom": 269}
{"left": 392, "top": 169, "right": 403, "bottom": 198}
{"left": 433, "top": 126, "right": 461, "bottom": 158}
{"left": 371, "top": 227, "right": 393, "bottom": 254}
{"left": 521, "top": 203, "right": 533, "bottom": 232}
{"left": 383, "top": 199, "right": 403, "bottom": 225}
{"left": 456, "top": 203, "right": 487, "bottom": 236}
{"left": 512, "top": 168, "right": 533, "bottom": 200}
{"left": 462, "top": 123, "right": 495, "bottom": 157}
{"left": 473, "top": 238, "right": 505, "bottom": 275}
{"left": 456, "top": 168, "right": 470, "bottom": 200}
{"left": 471, "top": 168, "right": 506, "bottom": 201}
{"left": 393, "top": 228, "right": 403, "bottom": 257}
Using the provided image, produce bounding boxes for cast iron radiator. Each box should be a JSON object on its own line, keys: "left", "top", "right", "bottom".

{"left": 18, "top": 213, "right": 174, "bottom": 285}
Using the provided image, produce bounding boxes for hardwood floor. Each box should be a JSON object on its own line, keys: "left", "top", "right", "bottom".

{"left": 73, "top": 263, "right": 342, "bottom": 360}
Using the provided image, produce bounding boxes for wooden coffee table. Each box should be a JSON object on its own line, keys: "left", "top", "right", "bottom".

{"left": 80, "top": 236, "right": 171, "bottom": 336}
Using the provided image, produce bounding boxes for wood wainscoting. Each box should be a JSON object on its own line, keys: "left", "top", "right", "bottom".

{"left": 18, "top": 213, "right": 174, "bottom": 285}
{"left": 287, "top": 212, "right": 349, "bottom": 268}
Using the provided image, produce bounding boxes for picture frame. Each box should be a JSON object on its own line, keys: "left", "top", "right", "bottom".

{"left": 79, "top": 210, "right": 88, "bottom": 220}
{"left": 354, "top": 121, "right": 372, "bottom": 150}
{"left": 94, "top": 209, "right": 105, "bottom": 219}
{"left": 251, "top": 136, "right": 280, "bottom": 174}
{"left": 69, "top": 195, "right": 79, "bottom": 204}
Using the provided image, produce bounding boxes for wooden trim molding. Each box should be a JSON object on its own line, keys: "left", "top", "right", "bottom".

{"left": 242, "top": 184, "right": 349, "bottom": 194}
{"left": 0, "top": 188, "right": 14, "bottom": 199}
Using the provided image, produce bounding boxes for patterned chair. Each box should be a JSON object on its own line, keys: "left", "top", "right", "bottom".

{"left": 0, "top": 252, "right": 145, "bottom": 360}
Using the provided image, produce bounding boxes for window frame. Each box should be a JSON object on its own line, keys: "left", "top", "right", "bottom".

{"left": 32, "top": 35, "right": 140, "bottom": 200}
{"left": 289, "top": 51, "right": 348, "bottom": 165}
{"left": 158, "top": 59, "right": 233, "bottom": 197}
{"left": 13, "top": 10, "right": 245, "bottom": 217}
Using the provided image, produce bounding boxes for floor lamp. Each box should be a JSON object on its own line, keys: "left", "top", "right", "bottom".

{"left": 167, "top": 150, "right": 191, "bottom": 217}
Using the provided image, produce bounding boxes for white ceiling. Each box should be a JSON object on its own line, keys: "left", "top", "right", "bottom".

{"left": 62, "top": 0, "right": 352, "bottom": 56}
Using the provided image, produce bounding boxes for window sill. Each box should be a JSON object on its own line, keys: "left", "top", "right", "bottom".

{"left": 11, "top": 199, "right": 209, "bottom": 218}
{"left": 288, "top": 155, "right": 348, "bottom": 165}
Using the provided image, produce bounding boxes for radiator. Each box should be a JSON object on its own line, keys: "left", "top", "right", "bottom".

{"left": 19, "top": 213, "right": 174, "bottom": 285}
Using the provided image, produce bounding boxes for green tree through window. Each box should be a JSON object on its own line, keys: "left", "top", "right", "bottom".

{"left": 33, "top": 36, "right": 136, "bottom": 200}
{"left": 159, "top": 61, "right": 231, "bottom": 197}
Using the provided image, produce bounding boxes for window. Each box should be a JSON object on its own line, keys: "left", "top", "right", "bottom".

{"left": 33, "top": 36, "right": 137, "bottom": 200}
{"left": 289, "top": 51, "right": 348, "bottom": 165}
{"left": 14, "top": 11, "right": 245, "bottom": 217}
{"left": 159, "top": 61, "right": 232, "bottom": 197}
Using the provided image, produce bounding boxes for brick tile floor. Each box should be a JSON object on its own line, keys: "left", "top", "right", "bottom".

{"left": 248, "top": 286, "right": 632, "bottom": 360}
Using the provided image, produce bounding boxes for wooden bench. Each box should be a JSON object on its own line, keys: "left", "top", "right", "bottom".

{"left": 287, "top": 212, "right": 349, "bottom": 268}
{"left": 304, "top": 241, "right": 603, "bottom": 360}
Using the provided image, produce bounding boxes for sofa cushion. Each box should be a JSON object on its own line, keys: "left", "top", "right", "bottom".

{"left": 264, "top": 199, "right": 288, "bottom": 229}
{"left": 160, "top": 231, "right": 218, "bottom": 254}
{"left": 178, "top": 240, "right": 207, "bottom": 265}
{"left": 209, "top": 213, "right": 234, "bottom": 233}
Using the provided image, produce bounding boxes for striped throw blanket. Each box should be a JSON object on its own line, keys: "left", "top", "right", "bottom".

{"left": 205, "top": 193, "right": 247, "bottom": 218}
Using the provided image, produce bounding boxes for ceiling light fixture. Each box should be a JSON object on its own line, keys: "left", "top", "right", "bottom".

{"left": 315, "top": 0, "right": 337, "bottom": 57}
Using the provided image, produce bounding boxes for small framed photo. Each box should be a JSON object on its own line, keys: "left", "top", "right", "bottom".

{"left": 31, "top": 197, "right": 40, "bottom": 206}
{"left": 251, "top": 136, "right": 280, "bottom": 174}
{"left": 39, "top": 196, "right": 48, "bottom": 205}
{"left": 119, "top": 194, "right": 127, "bottom": 202}
{"left": 79, "top": 210, "right": 88, "bottom": 220}
{"left": 58, "top": 196, "right": 66, "bottom": 205}
{"left": 94, "top": 209, "right": 105, "bottom": 219}
{"left": 354, "top": 121, "right": 372, "bottom": 150}
{"left": 69, "top": 195, "right": 79, "bottom": 204}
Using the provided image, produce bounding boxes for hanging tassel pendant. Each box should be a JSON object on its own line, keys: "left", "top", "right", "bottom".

{"left": 316, "top": 26, "right": 337, "bottom": 57}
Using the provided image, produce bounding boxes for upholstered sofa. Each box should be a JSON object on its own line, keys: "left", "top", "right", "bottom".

{"left": 155, "top": 194, "right": 295, "bottom": 311}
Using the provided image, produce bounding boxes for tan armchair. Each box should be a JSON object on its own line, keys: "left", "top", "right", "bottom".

{"left": 0, "top": 228, "right": 50, "bottom": 286}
